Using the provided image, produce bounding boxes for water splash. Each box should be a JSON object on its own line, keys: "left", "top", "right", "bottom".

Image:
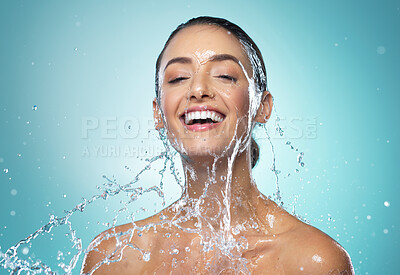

{"left": 0, "top": 113, "right": 307, "bottom": 274}
{"left": 0, "top": 150, "right": 172, "bottom": 274}
{"left": 0, "top": 39, "right": 309, "bottom": 275}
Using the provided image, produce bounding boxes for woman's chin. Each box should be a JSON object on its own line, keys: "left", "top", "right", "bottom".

{"left": 178, "top": 144, "right": 228, "bottom": 159}
{"left": 167, "top": 134, "right": 242, "bottom": 161}
{"left": 179, "top": 143, "right": 246, "bottom": 165}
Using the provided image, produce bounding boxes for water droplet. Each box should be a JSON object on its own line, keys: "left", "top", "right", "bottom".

{"left": 10, "top": 189, "right": 17, "bottom": 196}
{"left": 17, "top": 153, "right": 21, "bottom": 157}
{"left": 366, "top": 215, "right": 372, "bottom": 220}
{"left": 171, "top": 248, "right": 179, "bottom": 255}
{"left": 383, "top": 229, "right": 389, "bottom": 234}
{"left": 172, "top": 258, "right": 178, "bottom": 268}
{"left": 142, "top": 251, "right": 151, "bottom": 262}
{"left": 63, "top": 194, "right": 67, "bottom": 198}
{"left": 377, "top": 46, "right": 386, "bottom": 55}
{"left": 62, "top": 156, "right": 66, "bottom": 160}
{"left": 384, "top": 201, "right": 390, "bottom": 207}
{"left": 232, "top": 227, "right": 240, "bottom": 235}
{"left": 32, "top": 105, "right": 38, "bottom": 111}
{"left": 334, "top": 42, "right": 339, "bottom": 47}
{"left": 10, "top": 210, "right": 16, "bottom": 216}
{"left": 3, "top": 168, "right": 8, "bottom": 173}
{"left": 74, "top": 47, "right": 78, "bottom": 51}
{"left": 297, "top": 152, "right": 304, "bottom": 167}
{"left": 22, "top": 247, "right": 29, "bottom": 255}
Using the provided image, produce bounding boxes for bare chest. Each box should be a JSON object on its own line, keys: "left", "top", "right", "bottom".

{"left": 133, "top": 236, "right": 287, "bottom": 274}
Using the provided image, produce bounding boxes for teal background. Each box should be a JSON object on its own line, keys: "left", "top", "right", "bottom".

{"left": 0, "top": 0, "right": 399, "bottom": 274}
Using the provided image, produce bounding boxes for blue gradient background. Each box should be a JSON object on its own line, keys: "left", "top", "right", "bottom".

{"left": 0, "top": 0, "right": 399, "bottom": 274}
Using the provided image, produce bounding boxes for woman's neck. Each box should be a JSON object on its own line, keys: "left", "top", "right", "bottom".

{"left": 179, "top": 149, "right": 262, "bottom": 230}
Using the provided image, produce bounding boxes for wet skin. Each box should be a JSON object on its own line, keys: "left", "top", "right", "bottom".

{"left": 82, "top": 199, "right": 353, "bottom": 274}
{"left": 81, "top": 25, "right": 354, "bottom": 274}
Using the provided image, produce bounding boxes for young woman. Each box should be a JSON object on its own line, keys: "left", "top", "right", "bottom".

{"left": 81, "top": 16, "right": 354, "bottom": 274}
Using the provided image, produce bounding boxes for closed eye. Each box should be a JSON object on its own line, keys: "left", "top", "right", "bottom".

{"left": 218, "top": 75, "right": 237, "bottom": 82}
{"left": 168, "top": 77, "right": 189, "bottom": 84}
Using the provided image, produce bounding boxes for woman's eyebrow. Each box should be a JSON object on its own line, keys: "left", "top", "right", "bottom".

{"left": 164, "top": 57, "right": 192, "bottom": 72}
{"left": 208, "top": 54, "right": 240, "bottom": 65}
{"left": 163, "top": 54, "right": 241, "bottom": 72}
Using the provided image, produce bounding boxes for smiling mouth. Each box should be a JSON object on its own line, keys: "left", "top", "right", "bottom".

{"left": 183, "top": 110, "right": 224, "bottom": 125}
{"left": 180, "top": 110, "right": 225, "bottom": 131}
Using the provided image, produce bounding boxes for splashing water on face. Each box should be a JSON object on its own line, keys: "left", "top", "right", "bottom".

{"left": 0, "top": 42, "right": 306, "bottom": 275}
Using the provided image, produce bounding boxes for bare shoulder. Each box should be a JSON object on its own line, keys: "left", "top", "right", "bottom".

{"left": 284, "top": 219, "right": 354, "bottom": 274}
{"left": 80, "top": 216, "right": 159, "bottom": 274}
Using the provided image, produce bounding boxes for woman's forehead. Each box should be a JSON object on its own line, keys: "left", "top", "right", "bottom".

{"left": 161, "top": 25, "right": 253, "bottom": 73}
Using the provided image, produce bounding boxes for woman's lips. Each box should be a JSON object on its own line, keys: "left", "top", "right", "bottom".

{"left": 179, "top": 106, "right": 225, "bottom": 132}
{"left": 181, "top": 118, "right": 223, "bottom": 132}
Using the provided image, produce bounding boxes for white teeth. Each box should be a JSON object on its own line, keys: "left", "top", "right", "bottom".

{"left": 210, "top": 112, "right": 215, "bottom": 121}
{"left": 184, "top": 110, "right": 224, "bottom": 125}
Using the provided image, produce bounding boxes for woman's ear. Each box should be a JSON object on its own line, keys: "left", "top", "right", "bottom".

{"left": 153, "top": 98, "right": 164, "bottom": 130}
{"left": 255, "top": 91, "right": 273, "bottom": 123}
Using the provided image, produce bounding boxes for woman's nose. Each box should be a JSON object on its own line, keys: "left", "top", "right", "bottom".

{"left": 188, "top": 73, "right": 214, "bottom": 101}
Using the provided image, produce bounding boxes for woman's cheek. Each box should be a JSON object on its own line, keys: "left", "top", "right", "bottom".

{"left": 228, "top": 87, "right": 250, "bottom": 114}
{"left": 160, "top": 86, "right": 179, "bottom": 121}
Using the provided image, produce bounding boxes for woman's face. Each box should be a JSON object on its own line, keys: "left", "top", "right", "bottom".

{"left": 155, "top": 25, "right": 258, "bottom": 160}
